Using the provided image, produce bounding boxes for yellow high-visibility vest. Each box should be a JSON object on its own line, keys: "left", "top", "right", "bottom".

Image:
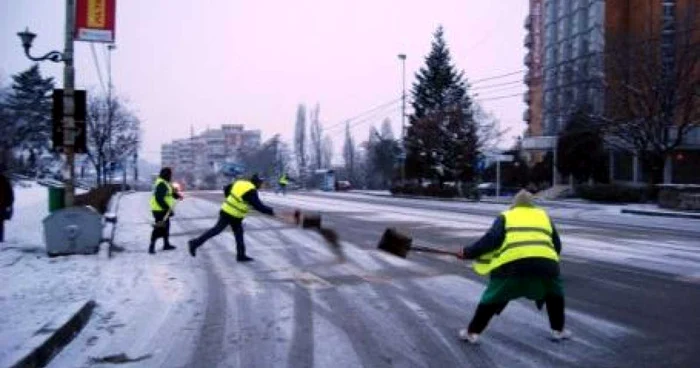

{"left": 279, "top": 175, "right": 289, "bottom": 185}
{"left": 149, "top": 178, "right": 175, "bottom": 212}
{"left": 473, "top": 206, "right": 559, "bottom": 275}
{"left": 221, "top": 180, "right": 256, "bottom": 218}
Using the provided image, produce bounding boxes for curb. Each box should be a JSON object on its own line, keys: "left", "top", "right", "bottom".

{"left": 6, "top": 300, "right": 96, "bottom": 368}
{"left": 620, "top": 208, "right": 700, "bottom": 220}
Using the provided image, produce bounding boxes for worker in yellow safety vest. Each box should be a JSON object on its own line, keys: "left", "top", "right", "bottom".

{"left": 277, "top": 173, "right": 289, "bottom": 195}
{"left": 456, "top": 189, "right": 570, "bottom": 344}
{"left": 149, "top": 167, "right": 183, "bottom": 254}
{"left": 188, "top": 174, "right": 277, "bottom": 261}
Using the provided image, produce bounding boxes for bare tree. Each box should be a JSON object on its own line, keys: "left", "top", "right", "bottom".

{"left": 380, "top": 118, "right": 394, "bottom": 139}
{"left": 322, "top": 134, "right": 333, "bottom": 169}
{"left": 594, "top": 11, "right": 700, "bottom": 186}
{"left": 238, "top": 135, "right": 289, "bottom": 180}
{"left": 86, "top": 94, "right": 141, "bottom": 186}
{"left": 343, "top": 121, "right": 357, "bottom": 182}
{"left": 309, "top": 103, "right": 323, "bottom": 169}
{"left": 472, "top": 103, "right": 505, "bottom": 152}
{"left": 294, "top": 104, "right": 307, "bottom": 179}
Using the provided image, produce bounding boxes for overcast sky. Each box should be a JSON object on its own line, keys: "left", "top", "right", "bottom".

{"left": 1, "top": 0, "right": 528, "bottom": 163}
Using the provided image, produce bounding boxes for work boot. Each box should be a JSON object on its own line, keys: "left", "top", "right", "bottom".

{"left": 458, "top": 328, "right": 479, "bottom": 344}
{"left": 148, "top": 244, "right": 156, "bottom": 255}
{"left": 236, "top": 255, "right": 254, "bottom": 262}
{"left": 550, "top": 329, "right": 572, "bottom": 342}
{"left": 163, "top": 244, "right": 177, "bottom": 251}
{"left": 188, "top": 240, "right": 198, "bottom": 257}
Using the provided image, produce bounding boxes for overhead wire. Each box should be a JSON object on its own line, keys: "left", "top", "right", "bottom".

{"left": 89, "top": 43, "right": 107, "bottom": 95}
{"left": 322, "top": 97, "right": 402, "bottom": 132}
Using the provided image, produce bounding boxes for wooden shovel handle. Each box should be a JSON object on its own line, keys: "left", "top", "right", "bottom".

{"left": 411, "top": 245, "right": 459, "bottom": 257}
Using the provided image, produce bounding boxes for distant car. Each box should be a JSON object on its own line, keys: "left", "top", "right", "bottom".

{"left": 477, "top": 182, "right": 497, "bottom": 196}
{"left": 477, "top": 182, "right": 518, "bottom": 196}
{"left": 336, "top": 180, "right": 352, "bottom": 191}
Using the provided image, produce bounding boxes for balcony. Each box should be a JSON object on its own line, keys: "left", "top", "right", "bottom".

{"left": 524, "top": 70, "right": 533, "bottom": 85}
{"left": 524, "top": 15, "right": 532, "bottom": 29}
{"left": 523, "top": 109, "right": 531, "bottom": 122}
{"left": 524, "top": 51, "right": 533, "bottom": 66}
{"left": 524, "top": 92, "right": 532, "bottom": 104}
{"left": 524, "top": 34, "right": 533, "bottom": 47}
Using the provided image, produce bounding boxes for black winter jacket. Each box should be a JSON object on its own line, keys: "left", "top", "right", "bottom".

{"left": 462, "top": 207, "right": 562, "bottom": 278}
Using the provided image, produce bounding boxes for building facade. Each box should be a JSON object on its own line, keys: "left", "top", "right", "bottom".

{"left": 523, "top": 0, "right": 700, "bottom": 184}
{"left": 160, "top": 124, "right": 262, "bottom": 187}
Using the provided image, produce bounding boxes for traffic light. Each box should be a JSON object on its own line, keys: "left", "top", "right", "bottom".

{"left": 52, "top": 89, "right": 87, "bottom": 154}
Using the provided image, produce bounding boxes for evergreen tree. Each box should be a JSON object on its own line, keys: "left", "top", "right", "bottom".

{"left": 405, "top": 26, "right": 479, "bottom": 183}
{"left": 5, "top": 65, "right": 55, "bottom": 172}
{"left": 556, "top": 108, "right": 608, "bottom": 183}
{"left": 365, "top": 124, "right": 401, "bottom": 189}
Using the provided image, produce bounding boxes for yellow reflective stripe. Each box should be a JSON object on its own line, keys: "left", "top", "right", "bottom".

{"left": 492, "top": 240, "right": 554, "bottom": 258}
{"left": 506, "top": 227, "right": 552, "bottom": 237}
{"left": 473, "top": 206, "right": 558, "bottom": 275}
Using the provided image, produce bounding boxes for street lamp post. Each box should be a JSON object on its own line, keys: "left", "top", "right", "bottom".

{"left": 398, "top": 53, "right": 407, "bottom": 183}
{"left": 17, "top": 0, "right": 77, "bottom": 207}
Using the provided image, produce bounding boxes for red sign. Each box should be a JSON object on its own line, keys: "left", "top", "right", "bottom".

{"left": 74, "top": 0, "right": 116, "bottom": 43}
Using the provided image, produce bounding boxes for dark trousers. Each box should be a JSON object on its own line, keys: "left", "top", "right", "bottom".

{"left": 0, "top": 219, "right": 4, "bottom": 242}
{"left": 150, "top": 211, "right": 171, "bottom": 247}
{"left": 468, "top": 294, "right": 566, "bottom": 334}
{"left": 191, "top": 211, "right": 246, "bottom": 256}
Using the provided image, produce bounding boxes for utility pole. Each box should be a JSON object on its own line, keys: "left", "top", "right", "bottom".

{"left": 63, "top": 0, "right": 77, "bottom": 206}
{"left": 398, "top": 53, "right": 407, "bottom": 183}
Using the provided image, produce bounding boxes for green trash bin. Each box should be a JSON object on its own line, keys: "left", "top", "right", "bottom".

{"left": 48, "top": 184, "right": 66, "bottom": 213}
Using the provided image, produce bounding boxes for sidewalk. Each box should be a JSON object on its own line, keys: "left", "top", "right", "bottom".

{"left": 0, "top": 184, "right": 201, "bottom": 368}
{"left": 0, "top": 182, "right": 99, "bottom": 367}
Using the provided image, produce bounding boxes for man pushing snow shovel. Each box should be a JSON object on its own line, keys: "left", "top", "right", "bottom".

{"left": 188, "top": 174, "right": 294, "bottom": 262}
{"left": 456, "top": 189, "right": 571, "bottom": 344}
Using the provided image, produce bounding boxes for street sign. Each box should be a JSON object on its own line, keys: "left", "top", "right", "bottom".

{"left": 52, "top": 89, "right": 87, "bottom": 154}
{"left": 522, "top": 136, "right": 556, "bottom": 150}
{"left": 494, "top": 154, "right": 514, "bottom": 162}
{"left": 75, "top": 0, "right": 116, "bottom": 43}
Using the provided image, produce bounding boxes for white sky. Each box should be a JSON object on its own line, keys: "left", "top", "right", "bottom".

{"left": 1, "top": 1, "right": 529, "bottom": 163}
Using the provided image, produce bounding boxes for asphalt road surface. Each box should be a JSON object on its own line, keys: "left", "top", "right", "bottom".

{"left": 50, "top": 191, "right": 700, "bottom": 368}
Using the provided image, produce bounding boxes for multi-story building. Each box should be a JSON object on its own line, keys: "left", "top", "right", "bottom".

{"left": 523, "top": 0, "right": 700, "bottom": 184}
{"left": 160, "top": 143, "right": 177, "bottom": 170}
{"left": 159, "top": 124, "right": 262, "bottom": 187}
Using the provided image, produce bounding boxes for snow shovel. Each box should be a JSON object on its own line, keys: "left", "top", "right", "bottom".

{"left": 377, "top": 228, "right": 459, "bottom": 258}
{"left": 293, "top": 209, "right": 343, "bottom": 259}
{"left": 153, "top": 207, "right": 173, "bottom": 228}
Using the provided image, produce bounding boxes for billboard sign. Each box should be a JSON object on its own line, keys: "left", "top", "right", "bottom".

{"left": 75, "top": 0, "right": 116, "bottom": 43}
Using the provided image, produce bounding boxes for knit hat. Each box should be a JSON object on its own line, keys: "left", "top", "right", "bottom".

{"left": 512, "top": 189, "right": 534, "bottom": 207}
{"left": 250, "top": 174, "right": 263, "bottom": 187}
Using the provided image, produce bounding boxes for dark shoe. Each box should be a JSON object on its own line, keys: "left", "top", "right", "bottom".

{"left": 163, "top": 244, "right": 177, "bottom": 251}
{"left": 148, "top": 245, "right": 156, "bottom": 255}
{"left": 188, "top": 240, "right": 197, "bottom": 257}
{"left": 236, "top": 255, "right": 254, "bottom": 262}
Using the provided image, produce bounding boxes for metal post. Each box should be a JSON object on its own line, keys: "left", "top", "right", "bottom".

{"left": 63, "top": 0, "right": 76, "bottom": 206}
{"left": 496, "top": 159, "right": 501, "bottom": 198}
{"left": 551, "top": 139, "right": 558, "bottom": 186}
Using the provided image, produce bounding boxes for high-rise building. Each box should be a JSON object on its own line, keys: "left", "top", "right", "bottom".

{"left": 523, "top": 0, "right": 700, "bottom": 184}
